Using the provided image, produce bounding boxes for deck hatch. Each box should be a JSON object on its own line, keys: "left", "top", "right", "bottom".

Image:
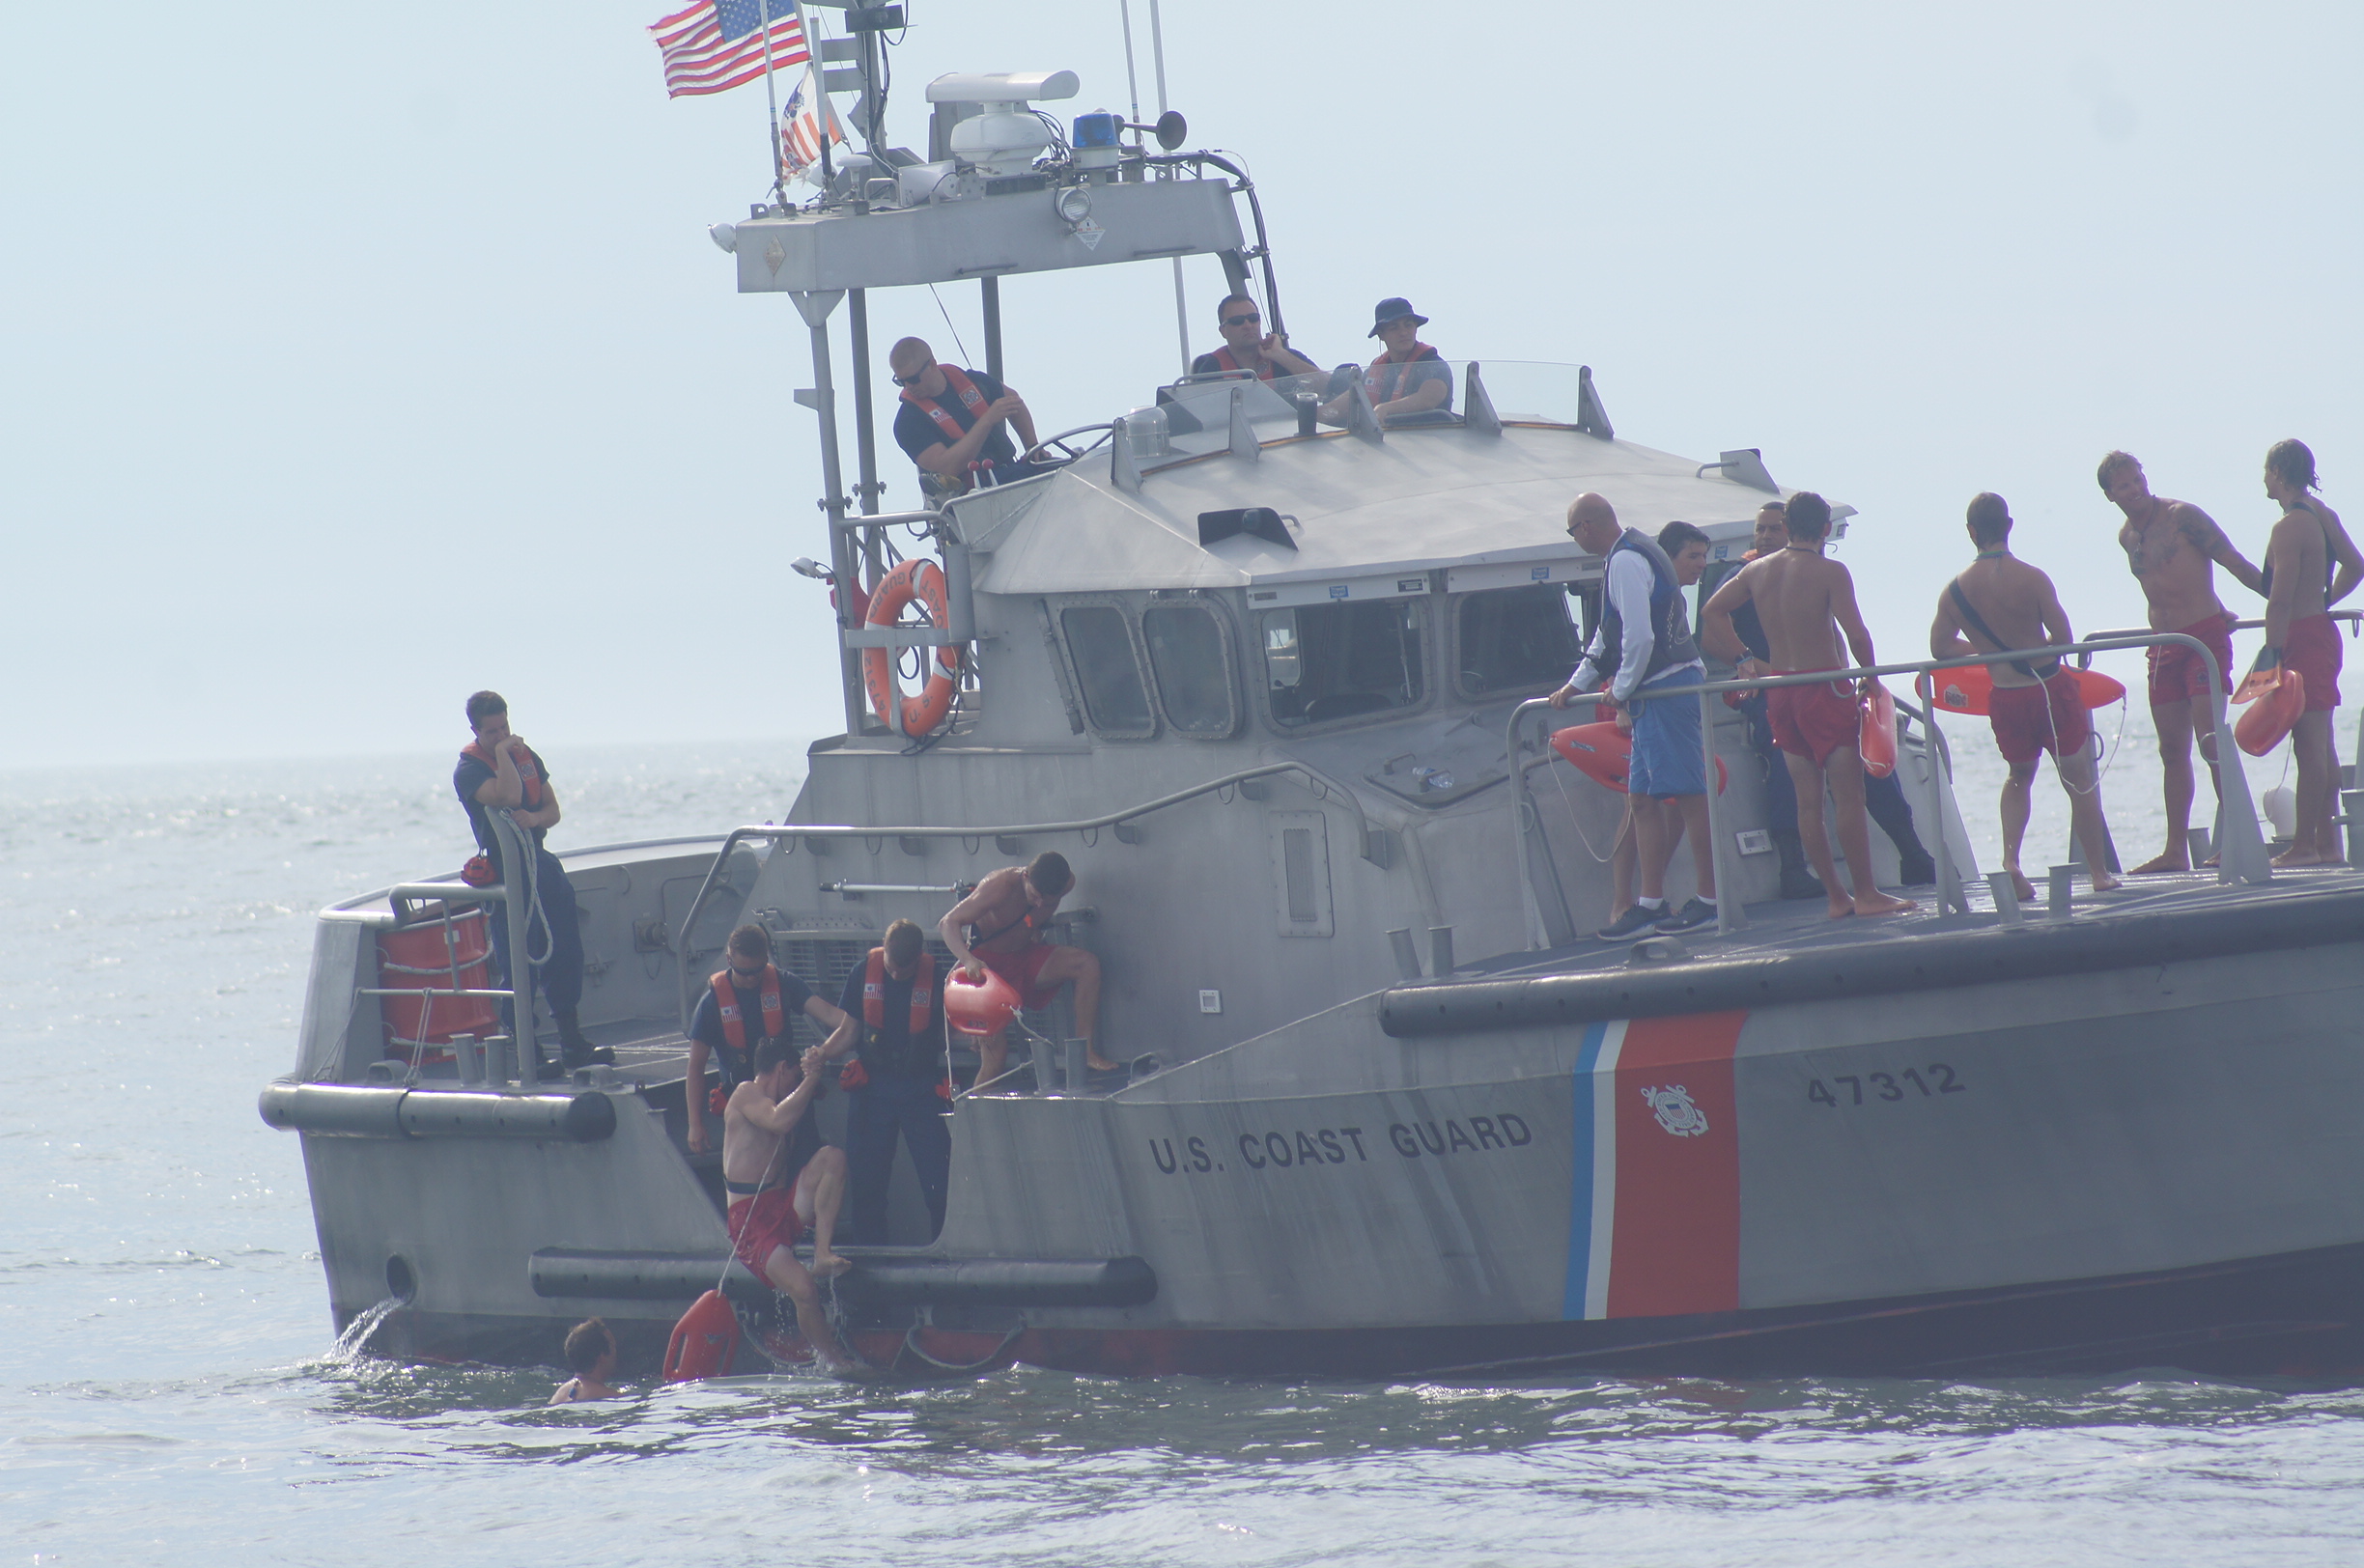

{"left": 1270, "top": 811, "right": 1334, "bottom": 937}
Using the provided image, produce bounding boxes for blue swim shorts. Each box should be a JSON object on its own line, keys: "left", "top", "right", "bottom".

{"left": 1626, "top": 667, "right": 1707, "bottom": 800}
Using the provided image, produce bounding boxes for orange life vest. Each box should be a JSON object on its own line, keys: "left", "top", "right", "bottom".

{"left": 1209, "top": 345, "right": 1279, "bottom": 381}
{"left": 1365, "top": 343, "right": 1440, "bottom": 406}
{"left": 459, "top": 740, "right": 545, "bottom": 810}
{"left": 710, "top": 965, "right": 786, "bottom": 1053}
{"left": 862, "top": 948, "right": 936, "bottom": 1033}
{"left": 901, "top": 364, "right": 996, "bottom": 463}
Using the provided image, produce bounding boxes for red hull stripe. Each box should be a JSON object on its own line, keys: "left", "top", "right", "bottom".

{"left": 1605, "top": 1010, "right": 1746, "bottom": 1318}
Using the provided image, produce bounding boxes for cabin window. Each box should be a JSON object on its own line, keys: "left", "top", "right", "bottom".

{"left": 1259, "top": 600, "right": 1426, "bottom": 728}
{"left": 1059, "top": 605, "right": 1155, "bottom": 736}
{"left": 1141, "top": 603, "right": 1236, "bottom": 737}
{"left": 1455, "top": 584, "right": 1581, "bottom": 696}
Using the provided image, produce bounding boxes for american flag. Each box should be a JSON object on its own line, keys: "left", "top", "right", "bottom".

{"left": 648, "top": 0, "right": 810, "bottom": 99}
{"left": 780, "top": 70, "right": 847, "bottom": 182}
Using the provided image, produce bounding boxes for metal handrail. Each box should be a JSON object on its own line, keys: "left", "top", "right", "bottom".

{"left": 2077, "top": 607, "right": 2363, "bottom": 665}
{"left": 671, "top": 759, "right": 1381, "bottom": 1031}
{"left": 1507, "top": 630, "right": 2272, "bottom": 950}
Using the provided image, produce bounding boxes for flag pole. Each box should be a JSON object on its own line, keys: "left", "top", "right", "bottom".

{"left": 756, "top": 0, "right": 789, "bottom": 209}
{"left": 792, "top": 1, "right": 834, "bottom": 191}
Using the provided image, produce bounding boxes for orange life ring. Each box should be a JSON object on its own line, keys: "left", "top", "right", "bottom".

{"left": 861, "top": 558, "right": 960, "bottom": 735}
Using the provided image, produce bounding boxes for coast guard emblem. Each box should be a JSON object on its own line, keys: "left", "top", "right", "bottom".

{"left": 1642, "top": 1084, "right": 1709, "bottom": 1137}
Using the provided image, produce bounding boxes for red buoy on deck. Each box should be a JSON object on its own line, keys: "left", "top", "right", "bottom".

{"left": 1548, "top": 722, "right": 1726, "bottom": 795}
{"left": 1919, "top": 665, "right": 2126, "bottom": 717}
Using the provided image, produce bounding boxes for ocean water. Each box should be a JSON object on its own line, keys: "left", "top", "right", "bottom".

{"left": 5, "top": 736, "right": 2362, "bottom": 1567}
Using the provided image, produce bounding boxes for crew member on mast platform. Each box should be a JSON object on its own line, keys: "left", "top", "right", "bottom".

{"left": 827, "top": 918, "right": 952, "bottom": 1244}
{"left": 1319, "top": 297, "right": 1452, "bottom": 428}
{"left": 454, "top": 690, "right": 605, "bottom": 1076}
{"left": 939, "top": 852, "right": 1110, "bottom": 1088}
{"left": 685, "top": 924, "right": 858, "bottom": 1157}
{"left": 1190, "top": 292, "right": 1320, "bottom": 382}
{"left": 1549, "top": 497, "right": 1719, "bottom": 939}
{"left": 889, "top": 336, "right": 1055, "bottom": 491}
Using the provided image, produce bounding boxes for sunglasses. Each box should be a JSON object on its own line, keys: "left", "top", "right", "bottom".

{"left": 1222, "top": 312, "right": 1260, "bottom": 327}
{"left": 729, "top": 963, "right": 765, "bottom": 982}
{"left": 891, "top": 360, "right": 935, "bottom": 387}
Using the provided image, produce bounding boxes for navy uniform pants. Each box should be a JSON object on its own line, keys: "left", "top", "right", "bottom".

{"left": 845, "top": 1074, "right": 953, "bottom": 1243}
{"left": 1746, "top": 698, "right": 1924, "bottom": 855}
{"left": 487, "top": 845, "right": 585, "bottom": 1023}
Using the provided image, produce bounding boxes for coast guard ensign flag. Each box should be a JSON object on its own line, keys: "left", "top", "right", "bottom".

{"left": 648, "top": 0, "right": 810, "bottom": 98}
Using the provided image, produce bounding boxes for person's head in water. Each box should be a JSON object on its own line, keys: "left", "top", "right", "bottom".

{"left": 1785, "top": 491, "right": 1833, "bottom": 544}
{"left": 1966, "top": 492, "right": 2012, "bottom": 548}
{"left": 565, "top": 1317, "right": 616, "bottom": 1377}
{"left": 2266, "top": 438, "right": 2320, "bottom": 497}
{"left": 884, "top": 917, "right": 924, "bottom": 975}
{"left": 1024, "top": 851, "right": 1073, "bottom": 901}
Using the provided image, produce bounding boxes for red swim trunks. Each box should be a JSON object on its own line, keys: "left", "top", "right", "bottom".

{"left": 1766, "top": 671, "right": 1858, "bottom": 766}
{"left": 2147, "top": 612, "right": 2236, "bottom": 707}
{"left": 1987, "top": 671, "right": 2093, "bottom": 768}
{"left": 2283, "top": 612, "right": 2344, "bottom": 713}
{"left": 976, "top": 940, "right": 1063, "bottom": 1011}
{"left": 727, "top": 1185, "right": 805, "bottom": 1276}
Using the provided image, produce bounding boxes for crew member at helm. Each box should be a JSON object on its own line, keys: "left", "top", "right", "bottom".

{"left": 685, "top": 924, "right": 858, "bottom": 1157}
{"left": 1320, "top": 296, "right": 1452, "bottom": 428}
{"left": 939, "top": 852, "right": 1109, "bottom": 1089}
{"left": 825, "top": 918, "right": 953, "bottom": 1243}
{"left": 1190, "top": 292, "right": 1319, "bottom": 382}
{"left": 889, "top": 336, "right": 1056, "bottom": 492}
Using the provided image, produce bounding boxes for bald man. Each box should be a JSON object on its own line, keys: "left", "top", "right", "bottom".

{"left": 888, "top": 336, "right": 1054, "bottom": 492}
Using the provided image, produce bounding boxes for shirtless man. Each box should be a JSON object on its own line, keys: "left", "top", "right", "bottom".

{"left": 1703, "top": 490, "right": 1914, "bottom": 919}
{"left": 549, "top": 1317, "right": 619, "bottom": 1405}
{"left": 1930, "top": 493, "right": 2121, "bottom": 900}
{"left": 2256, "top": 438, "right": 2364, "bottom": 865}
{"left": 2101, "top": 450, "right": 2266, "bottom": 873}
{"left": 940, "top": 851, "right": 1107, "bottom": 1085}
{"left": 722, "top": 1037, "right": 858, "bottom": 1373}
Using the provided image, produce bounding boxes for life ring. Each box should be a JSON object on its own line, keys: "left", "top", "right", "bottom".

{"left": 861, "top": 558, "right": 960, "bottom": 735}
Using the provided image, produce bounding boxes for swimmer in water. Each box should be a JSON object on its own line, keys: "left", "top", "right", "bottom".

{"left": 2100, "top": 451, "right": 2265, "bottom": 872}
{"left": 1703, "top": 491, "right": 1914, "bottom": 920}
{"left": 549, "top": 1317, "right": 618, "bottom": 1404}
{"left": 1930, "top": 493, "right": 2121, "bottom": 900}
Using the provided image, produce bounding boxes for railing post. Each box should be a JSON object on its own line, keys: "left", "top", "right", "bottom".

{"left": 1704, "top": 687, "right": 1747, "bottom": 934}
{"left": 1913, "top": 691, "right": 1966, "bottom": 914}
{"left": 489, "top": 810, "right": 536, "bottom": 1078}
{"left": 2201, "top": 653, "right": 2272, "bottom": 885}
{"left": 1507, "top": 701, "right": 1548, "bottom": 950}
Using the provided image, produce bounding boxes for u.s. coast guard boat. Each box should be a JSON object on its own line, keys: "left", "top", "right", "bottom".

{"left": 262, "top": 14, "right": 2364, "bottom": 1381}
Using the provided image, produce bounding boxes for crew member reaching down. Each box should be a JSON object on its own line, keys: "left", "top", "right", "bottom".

{"left": 888, "top": 336, "right": 1058, "bottom": 492}
{"left": 1929, "top": 492, "right": 2120, "bottom": 899}
{"left": 684, "top": 924, "right": 858, "bottom": 1157}
{"left": 829, "top": 919, "right": 953, "bottom": 1244}
{"left": 940, "top": 852, "right": 1108, "bottom": 1088}
{"left": 722, "top": 1037, "right": 860, "bottom": 1375}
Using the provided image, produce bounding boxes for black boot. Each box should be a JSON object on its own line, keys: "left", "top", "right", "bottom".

{"left": 1773, "top": 829, "right": 1823, "bottom": 901}
{"left": 557, "top": 1008, "right": 614, "bottom": 1068}
{"left": 1867, "top": 781, "right": 1937, "bottom": 885}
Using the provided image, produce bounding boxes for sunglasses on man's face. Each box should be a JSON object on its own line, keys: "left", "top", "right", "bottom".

{"left": 1223, "top": 313, "right": 1260, "bottom": 328}
{"left": 891, "top": 360, "right": 935, "bottom": 387}
{"left": 729, "top": 964, "right": 764, "bottom": 982}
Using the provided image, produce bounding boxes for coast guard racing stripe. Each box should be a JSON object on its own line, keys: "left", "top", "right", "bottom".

{"left": 1562, "top": 1011, "right": 1745, "bottom": 1320}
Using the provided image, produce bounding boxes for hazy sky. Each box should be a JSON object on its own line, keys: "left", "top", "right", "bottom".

{"left": 6, "top": 1, "right": 2359, "bottom": 768}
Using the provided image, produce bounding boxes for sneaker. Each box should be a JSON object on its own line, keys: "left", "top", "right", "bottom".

{"left": 1595, "top": 905, "right": 1666, "bottom": 941}
{"left": 1654, "top": 898, "right": 1717, "bottom": 934}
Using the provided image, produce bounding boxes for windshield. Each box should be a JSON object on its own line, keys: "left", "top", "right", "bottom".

{"left": 1457, "top": 585, "right": 1580, "bottom": 696}
{"left": 1260, "top": 601, "right": 1426, "bottom": 728}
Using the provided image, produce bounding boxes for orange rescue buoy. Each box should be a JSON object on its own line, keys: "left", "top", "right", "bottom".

{"left": 2235, "top": 668, "right": 2306, "bottom": 757}
{"left": 1548, "top": 722, "right": 1727, "bottom": 795}
{"left": 1919, "top": 665, "right": 2126, "bottom": 716}
{"left": 860, "top": 558, "right": 961, "bottom": 736}
{"left": 944, "top": 965, "right": 1021, "bottom": 1040}
{"left": 1859, "top": 686, "right": 1898, "bottom": 778}
{"left": 662, "top": 1289, "right": 742, "bottom": 1383}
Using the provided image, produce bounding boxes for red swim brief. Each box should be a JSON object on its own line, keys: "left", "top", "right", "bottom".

{"left": 977, "top": 940, "right": 1063, "bottom": 1011}
{"left": 2147, "top": 612, "right": 2236, "bottom": 707}
{"left": 1766, "top": 672, "right": 1859, "bottom": 766}
{"left": 727, "top": 1185, "right": 805, "bottom": 1276}
{"left": 1987, "top": 671, "right": 2093, "bottom": 768}
{"left": 2283, "top": 611, "right": 2344, "bottom": 713}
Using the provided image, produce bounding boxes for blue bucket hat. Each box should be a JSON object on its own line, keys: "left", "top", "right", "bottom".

{"left": 1367, "top": 296, "right": 1429, "bottom": 337}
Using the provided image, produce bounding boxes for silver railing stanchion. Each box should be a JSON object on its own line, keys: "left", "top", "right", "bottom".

{"left": 1910, "top": 690, "right": 1967, "bottom": 915}
{"left": 489, "top": 810, "right": 540, "bottom": 1079}
{"left": 2047, "top": 866, "right": 2075, "bottom": 917}
{"left": 1703, "top": 687, "right": 1748, "bottom": 935}
{"left": 1986, "top": 871, "right": 2025, "bottom": 926}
